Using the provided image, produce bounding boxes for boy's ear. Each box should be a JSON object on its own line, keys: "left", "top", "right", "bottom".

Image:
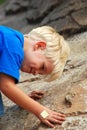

{"left": 34, "top": 41, "right": 46, "bottom": 50}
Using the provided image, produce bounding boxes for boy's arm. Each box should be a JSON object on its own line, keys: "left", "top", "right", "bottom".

{"left": 0, "top": 73, "right": 45, "bottom": 116}
{"left": 0, "top": 73, "right": 65, "bottom": 128}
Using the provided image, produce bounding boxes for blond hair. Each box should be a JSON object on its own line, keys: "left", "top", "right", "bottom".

{"left": 25, "top": 26, "right": 70, "bottom": 82}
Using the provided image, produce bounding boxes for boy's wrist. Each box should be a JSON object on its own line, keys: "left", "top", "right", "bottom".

{"left": 40, "top": 110, "right": 49, "bottom": 118}
{"left": 34, "top": 105, "right": 49, "bottom": 119}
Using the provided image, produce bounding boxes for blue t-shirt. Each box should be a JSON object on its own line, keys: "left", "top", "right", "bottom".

{"left": 0, "top": 26, "right": 24, "bottom": 116}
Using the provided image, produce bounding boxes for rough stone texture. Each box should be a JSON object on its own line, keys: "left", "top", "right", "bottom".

{"left": 0, "top": 0, "right": 87, "bottom": 130}
{"left": 0, "top": 0, "right": 87, "bottom": 37}
{"left": 0, "top": 32, "right": 87, "bottom": 130}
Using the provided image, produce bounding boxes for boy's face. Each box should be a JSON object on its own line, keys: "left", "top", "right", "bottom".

{"left": 21, "top": 50, "right": 54, "bottom": 75}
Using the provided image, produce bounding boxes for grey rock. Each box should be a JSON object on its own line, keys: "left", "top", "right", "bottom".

{"left": 0, "top": 0, "right": 87, "bottom": 37}
{"left": 44, "top": 16, "right": 80, "bottom": 38}
{"left": 0, "top": 31, "right": 87, "bottom": 130}
{"left": 0, "top": 0, "right": 87, "bottom": 129}
{"left": 71, "top": 8, "right": 87, "bottom": 26}
{"left": 5, "top": 0, "right": 29, "bottom": 14}
{"left": 26, "top": 0, "right": 61, "bottom": 22}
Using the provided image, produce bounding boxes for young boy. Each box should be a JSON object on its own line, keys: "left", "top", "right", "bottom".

{"left": 0, "top": 25, "right": 70, "bottom": 128}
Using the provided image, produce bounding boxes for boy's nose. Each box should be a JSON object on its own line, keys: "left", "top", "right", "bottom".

{"left": 35, "top": 70, "right": 43, "bottom": 75}
{"left": 31, "top": 69, "right": 39, "bottom": 75}
{"left": 34, "top": 70, "right": 39, "bottom": 75}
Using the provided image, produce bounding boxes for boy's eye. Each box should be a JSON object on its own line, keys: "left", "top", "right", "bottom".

{"left": 41, "top": 64, "right": 45, "bottom": 70}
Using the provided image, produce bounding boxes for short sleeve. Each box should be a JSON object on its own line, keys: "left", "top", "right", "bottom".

{"left": 0, "top": 48, "right": 21, "bottom": 82}
{"left": 0, "top": 26, "right": 24, "bottom": 82}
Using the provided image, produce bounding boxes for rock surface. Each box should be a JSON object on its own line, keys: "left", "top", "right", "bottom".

{"left": 0, "top": 0, "right": 87, "bottom": 130}
{"left": 0, "top": 0, "right": 87, "bottom": 37}
{"left": 0, "top": 31, "right": 87, "bottom": 130}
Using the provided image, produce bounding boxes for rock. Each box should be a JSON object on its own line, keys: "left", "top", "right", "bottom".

{"left": 26, "top": 0, "right": 61, "bottom": 22}
{"left": 64, "top": 92, "right": 76, "bottom": 107}
{"left": 41, "top": 0, "right": 87, "bottom": 36}
{"left": 0, "top": 0, "right": 87, "bottom": 37}
{"left": 44, "top": 16, "right": 80, "bottom": 37}
{"left": 0, "top": 31, "right": 87, "bottom": 130}
{"left": 0, "top": 0, "right": 87, "bottom": 129}
{"left": 5, "top": 0, "right": 29, "bottom": 15}
{"left": 71, "top": 8, "right": 87, "bottom": 26}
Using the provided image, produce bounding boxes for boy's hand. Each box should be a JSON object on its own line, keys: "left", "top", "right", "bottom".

{"left": 39, "top": 108, "right": 66, "bottom": 128}
{"left": 28, "top": 90, "right": 65, "bottom": 127}
{"left": 28, "top": 91, "right": 44, "bottom": 100}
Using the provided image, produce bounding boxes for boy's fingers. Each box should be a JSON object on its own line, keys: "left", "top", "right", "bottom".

{"left": 43, "top": 117, "right": 64, "bottom": 128}
{"left": 30, "top": 91, "right": 44, "bottom": 96}
{"left": 43, "top": 120, "right": 54, "bottom": 128}
{"left": 48, "top": 117, "right": 63, "bottom": 125}
{"left": 57, "top": 113, "right": 66, "bottom": 118}
{"left": 52, "top": 114, "right": 65, "bottom": 121}
{"left": 35, "top": 91, "right": 44, "bottom": 95}
{"left": 33, "top": 94, "right": 42, "bottom": 99}
{"left": 54, "top": 112, "right": 66, "bottom": 117}
{"left": 29, "top": 91, "right": 43, "bottom": 95}
{"left": 29, "top": 91, "right": 44, "bottom": 100}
